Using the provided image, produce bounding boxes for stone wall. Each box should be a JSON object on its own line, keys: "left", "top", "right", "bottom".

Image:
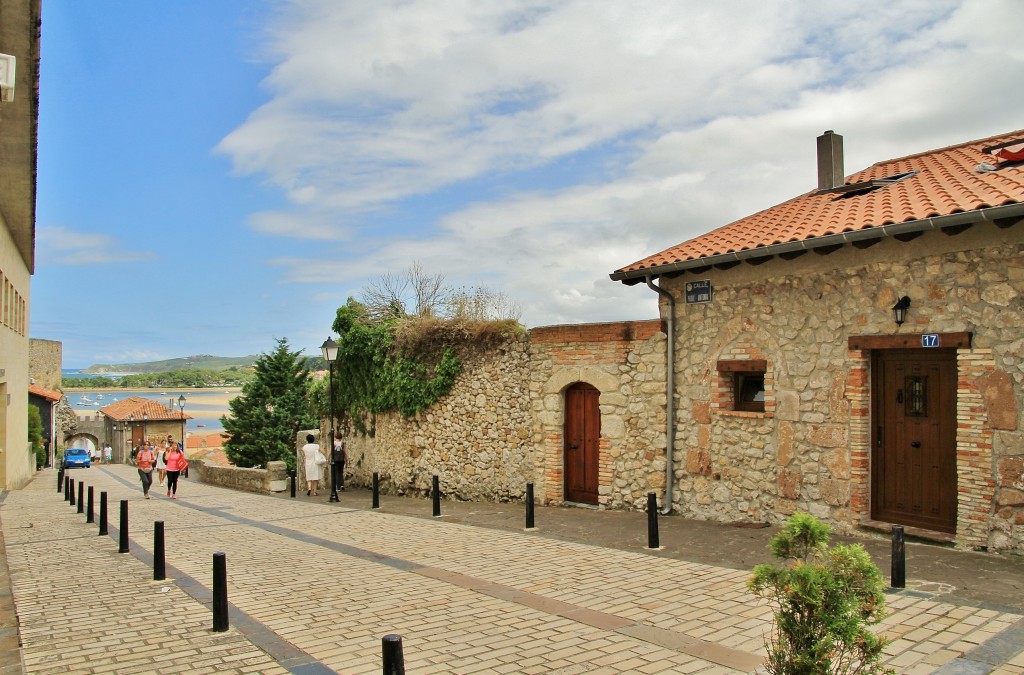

{"left": 659, "top": 223, "right": 1024, "bottom": 551}
{"left": 339, "top": 322, "right": 666, "bottom": 509}
{"left": 344, "top": 338, "right": 535, "bottom": 501}
{"left": 192, "top": 459, "right": 289, "bottom": 495}
{"left": 29, "top": 338, "right": 62, "bottom": 391}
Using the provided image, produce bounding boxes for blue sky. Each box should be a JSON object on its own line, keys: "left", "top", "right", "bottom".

{"left": 32, "top": 1, "right": 1024, "bottom": 368}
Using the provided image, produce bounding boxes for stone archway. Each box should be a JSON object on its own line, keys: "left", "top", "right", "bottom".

{"left": 64, "top": 432, "right": 99, "bottom": 454}
{"left": 537, "top": 366, "right": 621, "bottom": 505}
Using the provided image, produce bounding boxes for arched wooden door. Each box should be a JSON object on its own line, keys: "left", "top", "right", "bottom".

{"left": 564, "top": 382, "right": 600, "bottom": 504}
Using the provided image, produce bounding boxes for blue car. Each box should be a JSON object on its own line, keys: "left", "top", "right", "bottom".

{"left": 62, "top": 447, "right": 91, "bottom": 469}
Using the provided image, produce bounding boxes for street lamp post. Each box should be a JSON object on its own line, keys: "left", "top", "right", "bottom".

{"left": 321, "top": 337, "right": 339, "bottom": 503}
{"left": 177, "top": 395, "right": 187, "bottom": 477}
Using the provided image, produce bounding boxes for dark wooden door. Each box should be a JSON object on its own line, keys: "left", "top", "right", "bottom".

{"left": 871, "top": 350, "right": 957, "bottom": 533}
{"left": 564, "top": 383, "right": 600, "bottom": 504}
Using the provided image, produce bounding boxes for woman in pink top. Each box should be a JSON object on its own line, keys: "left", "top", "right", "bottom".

{"left": 164, "top": 443, "right": 188, "bottom": 499}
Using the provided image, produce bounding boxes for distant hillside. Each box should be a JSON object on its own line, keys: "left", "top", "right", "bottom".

{"left": 84, "top": 354, "right": 259, "bottom": 374}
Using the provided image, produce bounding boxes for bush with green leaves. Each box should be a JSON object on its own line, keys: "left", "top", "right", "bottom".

{"left": 748, "top": 512, "right": 894, "bottom": 674}
{"left": 28, "top": 405, "right": 45, "bottom": 469}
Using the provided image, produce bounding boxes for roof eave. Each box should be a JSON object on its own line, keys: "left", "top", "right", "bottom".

{"left": 610, "top": 202, "right": 1024, "bottom": 284}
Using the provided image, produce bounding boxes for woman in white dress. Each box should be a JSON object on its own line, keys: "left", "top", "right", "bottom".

{"left": 156, "top": 436, "right": 169, "bottom": 487}
{"left": 301, "top": 434, "right": 323, "bottom": 496}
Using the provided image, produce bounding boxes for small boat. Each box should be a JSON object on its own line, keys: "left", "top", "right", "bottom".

{"left": 196, "top": 424, "right": 206, "bottom": 428}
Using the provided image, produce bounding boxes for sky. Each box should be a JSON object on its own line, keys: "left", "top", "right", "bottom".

{"left": 31, "top": 0, "right": 1024, "bottom": 369}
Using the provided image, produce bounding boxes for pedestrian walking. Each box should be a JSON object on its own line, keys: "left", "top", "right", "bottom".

{"left": 156, "top": 436, "right": 169, "bottom": 487}
{"left": 103, "top": 443, "right": 112, "bottom": 463}
{"left": 301, "top": 434, "right": 325, "bottom": 496}
{"left": 164, "top": 443, "right": 188, "bottom": 499}
{"left": 333, "top": 435, "right": 347, "bottom": 491}
{"left": 136, "top": 444, "right": 156, "bottom": 499}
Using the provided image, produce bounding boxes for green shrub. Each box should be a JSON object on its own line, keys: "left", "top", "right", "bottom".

{"left": 748, "top": 512, "right": 894, "bottom": 674}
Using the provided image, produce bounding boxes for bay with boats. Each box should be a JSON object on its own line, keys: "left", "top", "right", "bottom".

{"left": 64, "top": 388, "right": 236, "bottom": 434}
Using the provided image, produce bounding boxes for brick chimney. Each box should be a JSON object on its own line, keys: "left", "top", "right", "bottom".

{"left": 817, "top": 130, "right": 844, "bottom": 191}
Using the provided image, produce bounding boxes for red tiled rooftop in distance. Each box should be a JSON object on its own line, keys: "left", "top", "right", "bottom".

{"left": 616, "top": 129, "right": 1024, "bottom": 274}
{"left": 100, "top": 395, "right": 191, "bottom": 422}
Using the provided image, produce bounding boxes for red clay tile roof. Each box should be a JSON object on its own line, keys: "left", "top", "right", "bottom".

{"left": 100, "top": 395, "right": 190, "bottom": 422}
{"left": 613, "top": 129, "right": 1024, "bottom": 278}
{"left": 28, "top": 383, "right": 63, "bottom": 402}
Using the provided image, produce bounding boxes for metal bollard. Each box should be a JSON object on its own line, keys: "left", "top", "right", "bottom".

{"left": 86, "top": 486, "right": 95, "bottom": 523}
{"left": 69, "top": 478, "right": 76, "bottom": 506}
{"left": 77, "top": 481, "right": 84, "bottom": 513}
{"left": 891, "top": 526, "right": 906, "bottom": 589}
{"left": 289, "top": 469, "right": 296, "bottom": 498}
{"left": 57, "top": 467, "right": 64, "bottom": 492}
{"left": 372, "top": 472, "right": 380, "bottom": 509}
{"left": 382, "top": 634, "right": 405, "bottom": 675}
{"left": 118, "top": 500, "right": 129, "bottom": 553}
{"left": 99, "top": 492, "right": 108, "bottom": 536}
{"left": 64, "top": 476, "right": 70, "bottom": 501}
{"left": 212, "top": 552, "right": 229, "bottom": 632}
{"left": 646, "top": 492, "right": 660, "bottom": 549}
{"left": 154, "top": 521, "right": 166, "bottom": 581}
{"left": 525, "top": 483, "right": 535, "bottom": 529}
{"left": 432, "top": 475, "right": 441, "bottom": 517}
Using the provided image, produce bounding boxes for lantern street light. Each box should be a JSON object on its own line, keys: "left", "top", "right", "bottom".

{"left": 321, "top": 337, "right": 340, "bottom": 503}
{"left": 177, "top": 395, "right": 188, "bottom": 478}
{"left": 177, "top": 393, "right": 187, "bottom": 437}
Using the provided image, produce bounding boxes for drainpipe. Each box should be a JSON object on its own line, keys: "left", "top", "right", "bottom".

{"left": 645, "top": 275, "right": 675, "bottom": 515}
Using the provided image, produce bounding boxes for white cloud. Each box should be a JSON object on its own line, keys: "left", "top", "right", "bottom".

{"left": 220, "top": 0, "right": 1024, "bottom": 327}
{"left": 36, "top": 226, "right": 156, "bottom": 265}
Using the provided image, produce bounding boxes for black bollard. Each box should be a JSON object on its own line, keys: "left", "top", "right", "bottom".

{"left": 86, "top": 486, "right": 95, "bottom": 523}
{"left": 382, "top": 634, "right": 405, "bottom": 675}
{"left": 431, "top": 475, "right": 441, "bottom": 517}
{"left": 372, "top": 472, "right": 380, "bottom": 509}
{"left": 289, "top": 469, "right": 296, "bottom": 498}
{"left": 99, "top": 492, "right": 108, "bottom": 536}
{"left": 525, "top": 483, "right": 535, "bottom": 529}
{"left": 118, "top": 500, "right": 129, "bottom": 553}
{"left": 64, "top": 475, "right": 70, "bottom": 501}
{"left": 154, "top": 521, "right": 166, "bottom": 581}
{"left": 646, "top": 492, "right": 660, "bottom": 549}
{"left": 77, "top": 481, "right": 84, "bottom": 513}
{"left": 212, "top": 552, "right": 229, "bottom": 632}
{"left": 69, "top": 478, "right": 76, "bottom": 506}
{"left": 891, "top": 525, "right": 906, "bottom": 589}
{"left": 57, "top": 467, "right": 64, "bottom": 492}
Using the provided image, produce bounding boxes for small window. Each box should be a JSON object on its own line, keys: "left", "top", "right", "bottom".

{"left": 735, "top": 373, "right": 765, "bottom": 412}
{"left": 717, "top": 359, "right": 768, "bottom": 414}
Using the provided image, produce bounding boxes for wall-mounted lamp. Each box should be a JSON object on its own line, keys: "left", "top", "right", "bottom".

{"left": 892, "top": 296, "right": 911, "bottom": 326}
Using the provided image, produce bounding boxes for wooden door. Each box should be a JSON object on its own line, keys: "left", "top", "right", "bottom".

{"left": 871, "top": 350, "right": 957, "bottom": 533}
{"left": 564, "top": 383, "right": 600, "bottom": 504}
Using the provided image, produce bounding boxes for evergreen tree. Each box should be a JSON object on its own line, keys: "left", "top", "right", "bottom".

{"left": 222, "top": 338, "right": 316, "bottom": 470}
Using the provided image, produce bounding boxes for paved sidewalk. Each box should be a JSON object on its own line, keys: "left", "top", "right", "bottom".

{"left": 0, "top": 468, "right": 1021, "bottom": 674}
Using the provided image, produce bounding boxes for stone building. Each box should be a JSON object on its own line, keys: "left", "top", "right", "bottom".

{"left": 611, "top": 129, "right": 1024, "bottom": 551}
{"left": 0, "top": 0, "right": 40, "bottom": 490}
{"left": 99, "top": 396, "right": 190, "bottom": 464}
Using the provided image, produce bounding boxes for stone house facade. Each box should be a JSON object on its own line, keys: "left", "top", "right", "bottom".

{"left": 326, "top": 129, "right": 1024, "bottom": 553}
{"left": 612, "top": 129, "right": 1024, "bottom": 551}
